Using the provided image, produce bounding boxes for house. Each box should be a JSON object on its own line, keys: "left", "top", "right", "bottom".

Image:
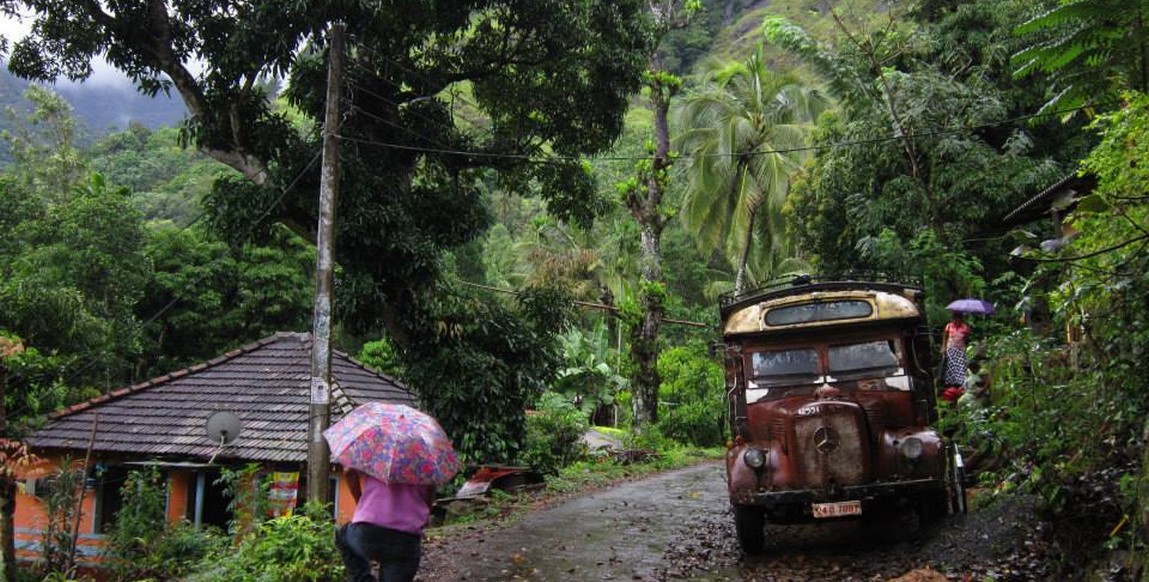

{"left": 15, "top": 331, "right": 418, "bottom": 567}
{"left": 1002, "top": 172, "right": 1097, "bottom": 243}
{"left": 1002, "top": 172, "right": 1098, "bottom": 341}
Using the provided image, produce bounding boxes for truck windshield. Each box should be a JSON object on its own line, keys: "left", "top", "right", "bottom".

{"left": 827, "top": 340, "right": 901, "bottom": 380}
{"left": 750, "top": 348, "right": 821, "bottom": 387}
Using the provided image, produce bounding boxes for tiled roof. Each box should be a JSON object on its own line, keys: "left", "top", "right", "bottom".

{"left": 27, "top": 332, "right": 418, "bottom": 463}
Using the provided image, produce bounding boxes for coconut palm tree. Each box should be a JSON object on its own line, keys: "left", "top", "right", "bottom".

{"left": 674, "top": 45, "right": 827, "bottom": 292}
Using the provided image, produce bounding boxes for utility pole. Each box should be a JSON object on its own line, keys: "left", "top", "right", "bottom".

{"left": 307, "top": 21, "right": 344, "bottom": 506}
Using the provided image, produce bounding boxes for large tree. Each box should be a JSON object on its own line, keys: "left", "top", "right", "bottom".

{"left": 674, "top": 45, "right": 826, "bottom": 292}
{"left": 617, "top": 0, "right": 699, "bottom": 430}
{"left": 764, "top": 4, "right": 1067, "bottom": 302}
{"left": 1012, "top": 0, "right": 1149, "bottom": 116}
{"left": 2, "top": 0, "right": 656, "bottom": 460}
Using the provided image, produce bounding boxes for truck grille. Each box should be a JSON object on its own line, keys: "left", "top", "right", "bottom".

{"left": 793, "top": 409, "right": 868, "bottom": 487}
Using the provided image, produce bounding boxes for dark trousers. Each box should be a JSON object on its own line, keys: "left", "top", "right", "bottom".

{"left": 335, "top": 522, "right": 422, "bottom": 582}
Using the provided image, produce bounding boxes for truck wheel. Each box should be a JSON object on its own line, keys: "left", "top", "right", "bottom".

{"left": 733, "top": 504, "right": 766, "bottom": 555}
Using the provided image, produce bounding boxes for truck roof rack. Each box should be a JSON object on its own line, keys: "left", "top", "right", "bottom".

{"left": 718, "top": 272, "right": 925, "bottom": 316}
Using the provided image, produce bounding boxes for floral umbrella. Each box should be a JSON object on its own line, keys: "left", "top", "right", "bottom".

{"left": 323, "top": 402, "right": 460, "bottom": 485}
{"left": 945, "top": 298, "right": 995, "bottom": 315}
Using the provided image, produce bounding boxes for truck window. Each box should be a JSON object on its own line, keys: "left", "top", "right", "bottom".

{"left": 764, "top": 299, "right": 872, "bottom": 326}
{"left": 750, "top": 348, "right": 821, "bottom": 387}
{"left": 827, "top": 340, "right": 901, "bottom": 380}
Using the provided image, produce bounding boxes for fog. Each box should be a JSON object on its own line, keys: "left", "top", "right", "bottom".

{"left": 1, "top": 13, "right": 187, "bottom": 131}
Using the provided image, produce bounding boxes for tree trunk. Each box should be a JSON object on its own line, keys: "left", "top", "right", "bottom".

{"left": 1, "top": 363, "right": 15, "bottom": 582}
{"left": 630, "top": 221, "right": 665, "bottom": 429}
{"left": 0, "top": 478, "right": 13, "bottom": 582}
{"left": 626, "top": 59, "right": 674, "bottom": 431}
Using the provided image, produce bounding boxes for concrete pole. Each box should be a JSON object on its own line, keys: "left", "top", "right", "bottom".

{"left": 307, "top": 21, "right": 344, "bottom": 507}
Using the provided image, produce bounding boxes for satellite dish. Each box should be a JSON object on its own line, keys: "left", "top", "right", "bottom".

{"left": 205, "top": 411, "right": 243, "bottom": 446}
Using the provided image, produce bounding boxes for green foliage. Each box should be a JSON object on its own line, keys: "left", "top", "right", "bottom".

{"left": 37, "top": 460, "right": 84, "bottom": 577}
{"left": 0, "top": 342, "right": 68, "bottom": 436}
{"left": 104, "top": 465, "right": 223, "bottom": 581}
{"left": 674, "top": 43, "right": 827, "bottom": 291}
{"left": 194, "top": 502, "right": 341, "bottom": 582}
{"left": 964, "top": 91, "right": 1149, "bottom": 570}
{"left": 137, "top": 223, "right": 313, "bottom": 378}
{"left": 554, "top": 322, "right": 627, "bottom": 418}
{"left": 217, "top": 464, "right": 271, "bottom": 538}
{"left": 404, "top": 284, "right": 574, "bottom": 464}
{"left": 89, "top": 124, "right": 234, "bottom": 226}
{"left": 1, "top": 86, "right": 88, "bottom": 198}
{"left": 769, "top": 6, "right": 1066, "bottom": 299}
{"left": 522, "top": 392, "right": 589, "bottom": 475}
{"left": 0, "top": 170, "right": 149, "bottom": 410}
{"left": 655, "top": 343, "right": 725, "bottom": 447}
{"left": 356, "top": 336, "right": 406, "bottom": 380}
{"left": 1012, "top": 0, "right": 1149, "bottom": 117}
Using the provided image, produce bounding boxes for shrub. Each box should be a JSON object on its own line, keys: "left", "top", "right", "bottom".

{"left": 37, "top": 460, "right": 84, "bottom": 576}
{"left": 655, "top": 343, "right": 725, "bottom": 447}
{"left": 522, "top": 391, "right": 588, "bottom": 474}
{"left": 192, "top": 501, "right": 342, "bottom": 582}
{"left": 104, "top": 465, "right": 226, "bottom": 580}
{"left": 657, "top": 399, "right": 725, "bottom": 447}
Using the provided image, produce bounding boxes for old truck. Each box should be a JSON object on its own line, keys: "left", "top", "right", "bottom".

{"left": 719, "top": 276, "right": 963, "bottom": 553}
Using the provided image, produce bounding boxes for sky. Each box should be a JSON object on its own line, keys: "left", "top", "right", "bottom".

{"left": 0, "top": 11, "right": 133, "bottom": 89}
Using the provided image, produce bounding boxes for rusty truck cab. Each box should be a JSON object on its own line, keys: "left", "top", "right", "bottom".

{"left": 720, "top": 277, "right": 957, "bottom": 554}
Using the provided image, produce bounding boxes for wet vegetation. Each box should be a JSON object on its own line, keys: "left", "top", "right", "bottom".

{"left": 1, "top": 0, "right": 1149, "bottom": 580}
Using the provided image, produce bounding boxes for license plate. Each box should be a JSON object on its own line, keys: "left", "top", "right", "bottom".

{"left": 812, "top": 500, "right": 862, "bottom": 518}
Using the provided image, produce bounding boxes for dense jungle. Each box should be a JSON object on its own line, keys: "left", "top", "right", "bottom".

{"left": 1, "top": 0, "right": 1148, "bottom": 580}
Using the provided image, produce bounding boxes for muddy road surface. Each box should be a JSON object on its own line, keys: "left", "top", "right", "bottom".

{"left": 416, "top": 461, "right": 1049, "bottom": 581}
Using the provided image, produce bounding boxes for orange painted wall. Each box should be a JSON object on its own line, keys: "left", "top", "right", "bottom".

{"left": 334, "top": 472, "right": 354, "bottom": 524}
{"left": 13, "top": 456, "right": 101, "bottom": 565}
{"left": 167, "top": 470, "right": 189, "bottom": 521}
{"left": 12, "top": 457, "right": 190, "bottom": 566}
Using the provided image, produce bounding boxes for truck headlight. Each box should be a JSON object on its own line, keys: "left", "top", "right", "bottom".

{"left": 899, "top": 437, "right": 923, "bottom": 460}
{"left": 743, "top": 447, "right": 766, "bottom": 469}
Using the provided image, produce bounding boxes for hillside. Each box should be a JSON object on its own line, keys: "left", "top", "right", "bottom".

{"left": 0, "top": 67, "right": 186, "bottom": 164}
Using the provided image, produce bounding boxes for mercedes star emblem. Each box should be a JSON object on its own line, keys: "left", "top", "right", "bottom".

{"left": 813, "top": 426, "right": 840, "bottom": 453}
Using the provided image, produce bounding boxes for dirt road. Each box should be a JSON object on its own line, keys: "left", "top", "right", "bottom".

{"left": 416, "top": 461, "right": 1051, "bottom": 581}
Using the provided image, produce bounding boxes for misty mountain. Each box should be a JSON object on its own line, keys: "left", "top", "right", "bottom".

{"left": 0, "top": 67, "right": 186, "bottom": 136}
{"left": 55, "top": 80, "right": 188, "bottom": 133}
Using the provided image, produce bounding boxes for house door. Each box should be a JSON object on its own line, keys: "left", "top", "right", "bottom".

{"left": 185, "top": 469, "right": 231, "bottom": 530}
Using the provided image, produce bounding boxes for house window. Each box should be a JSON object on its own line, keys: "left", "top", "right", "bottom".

{"left": 93, "top": 465, "right": 169, "bottom": 533}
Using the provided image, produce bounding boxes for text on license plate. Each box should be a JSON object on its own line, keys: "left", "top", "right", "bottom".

{"left": 812, "top": 500, "right": 862, "bottom": 518}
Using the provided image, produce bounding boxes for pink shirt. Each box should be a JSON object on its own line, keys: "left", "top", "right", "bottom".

{"left": 945, "top": 320, "right": 970, "bottom": 349}
{"left": 351, "top": 475, "right": 432, "bottom": 535}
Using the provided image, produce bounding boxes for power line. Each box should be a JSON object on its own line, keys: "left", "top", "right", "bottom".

{"left": 331, "top": 102, "right": 1099, "bottom": 164}
{"left": 459, "top": 280, "right": 710, "bottom": 328}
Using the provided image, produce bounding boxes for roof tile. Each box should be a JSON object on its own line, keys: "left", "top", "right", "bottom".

{"left": 28, "top": 332, "right": 419, "bottom": 464}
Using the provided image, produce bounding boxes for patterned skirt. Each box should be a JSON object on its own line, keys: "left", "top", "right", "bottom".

{"left": 943, "top": 346, "right": 968, "bottom": 387}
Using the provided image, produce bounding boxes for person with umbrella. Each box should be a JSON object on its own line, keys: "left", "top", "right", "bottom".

{"left": 325, "top": 402, "right": 460, "bottom": 582}
{"left": 939, "top": 298, "right": 992, "bottom": 403}
{"left": 940, "top": 309, "right": 973, "bottom": 403}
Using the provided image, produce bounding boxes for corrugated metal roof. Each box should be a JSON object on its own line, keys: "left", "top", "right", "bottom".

{"left": 1001, "top": 173, "right": 1097, "bottom": 227}
{"left": 27, "top": 332, "right": 418, "bottom": 464}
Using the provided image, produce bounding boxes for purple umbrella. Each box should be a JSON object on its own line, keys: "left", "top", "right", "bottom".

{"left": 946, "top": 298, "right": 994, "bottom": 315}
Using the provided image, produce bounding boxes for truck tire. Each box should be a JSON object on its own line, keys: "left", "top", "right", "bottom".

{"left": 733, "top": 504, "right": 766, "bottom": 555}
